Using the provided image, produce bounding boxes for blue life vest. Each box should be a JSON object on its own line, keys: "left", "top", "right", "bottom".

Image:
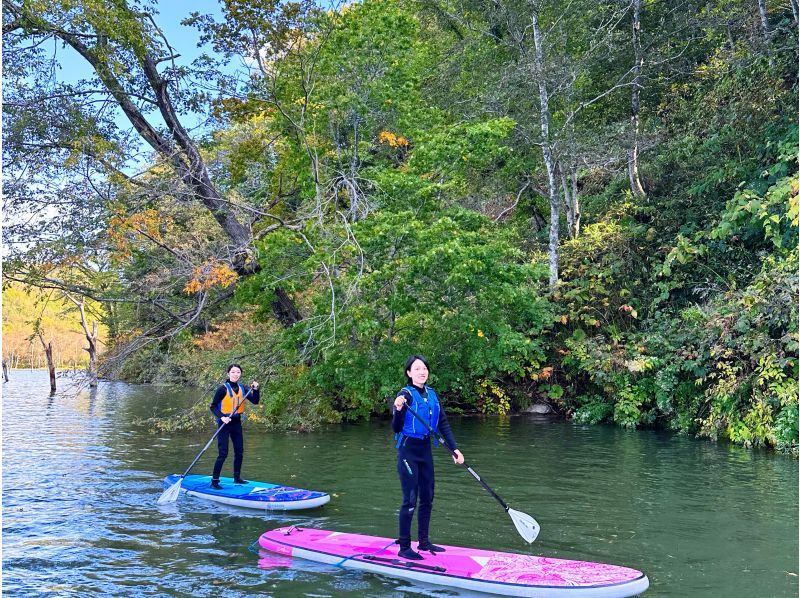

{"left": 395, "top": 385, "right": 440, "bottom": 448}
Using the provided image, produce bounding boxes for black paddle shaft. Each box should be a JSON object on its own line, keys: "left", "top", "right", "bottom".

{"left": 401, "top": 401, "right": 511, "bottom": 512}
{"left": 179, "top": 387, "right": 253, "bottom": 479}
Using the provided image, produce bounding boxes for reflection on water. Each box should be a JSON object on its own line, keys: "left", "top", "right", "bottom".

{"left": 2, "top": 370, "right": 798, "bottom": 597}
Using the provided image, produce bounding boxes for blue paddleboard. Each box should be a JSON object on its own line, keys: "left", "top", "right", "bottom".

{"left": 163, "top": 474, "right": 330, "bottom": 510}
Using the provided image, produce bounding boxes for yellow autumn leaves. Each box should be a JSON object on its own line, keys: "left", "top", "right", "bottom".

{"left": 378, "top": 130, "right": 409, "bottom": 147}
{"left": 184, "top": 260, "right": 239, "bottom": 294}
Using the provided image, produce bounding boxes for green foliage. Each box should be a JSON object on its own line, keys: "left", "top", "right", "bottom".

{"left": 557, "top": 111, "right": 797, "bottom": 450}
{"left": 9, "top": 0, "right": 797, "bottom": 455}
{"left": 237, "top": 207, "right": 554, "bottom": 423}
{"left": 572, "top": 394, "right": 614, "bottom": 425}
{"left": 694, "top": 249, "right": 799, "bottom": 451}
{"left": 150, "top": 1, "right": 800, "bottom": 449}
{"left": 558, "top": 215, "right": 649, "bottom": 328}
{"left": 661, "top": 125, "right": 798, "bottom": 280}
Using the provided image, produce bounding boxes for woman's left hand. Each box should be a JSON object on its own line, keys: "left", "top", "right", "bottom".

{"left": 452, "top": 449, "right": 464, "bottom": 465}
{"left": 251, "top": 381, "right": 259, "bottom": 390}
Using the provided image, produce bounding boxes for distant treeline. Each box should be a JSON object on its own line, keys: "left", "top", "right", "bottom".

{"left": 2, "top": 284, "right": 105, "bottom": 369}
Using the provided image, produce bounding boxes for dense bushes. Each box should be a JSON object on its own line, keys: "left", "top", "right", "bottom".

{"left": 552, "top": 124, "right": 798, "bottom": 453}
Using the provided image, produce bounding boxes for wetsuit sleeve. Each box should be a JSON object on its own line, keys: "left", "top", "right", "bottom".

{"left": 437, "top": 407, "right": 458, "bottom": 451}
{"left": 246, "top": 386, "right": 261, "bottom": 405}
{"left": 210, "top": 386, "right": 227, "bottom": 419}
{"left": 391, "top": 389, "right": 412, "bottom": 433}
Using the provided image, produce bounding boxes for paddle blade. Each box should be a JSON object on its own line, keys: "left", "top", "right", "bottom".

{"left": 157, "top": 478, "right": 183, "bottom": 505}
{"left": 509, "top": 507, "right": 540, "bottom": 543}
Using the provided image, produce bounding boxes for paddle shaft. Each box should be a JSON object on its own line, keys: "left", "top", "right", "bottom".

{"left": 402, "top": 401, "right": 511, "bottom": 513}
{"left": 178, "top": 387, "right": 253, "bottom": 479}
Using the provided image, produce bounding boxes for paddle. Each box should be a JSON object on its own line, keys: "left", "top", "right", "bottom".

{"left": 157, "top": 386, "right": 253, "bottom": 505}
{"left": 401, "top": 401, "right": 540, "bottom": 543}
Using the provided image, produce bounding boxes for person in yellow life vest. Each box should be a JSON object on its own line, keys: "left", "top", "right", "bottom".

{"left": 209, "top": 364, "right": 260, "bottom": 489}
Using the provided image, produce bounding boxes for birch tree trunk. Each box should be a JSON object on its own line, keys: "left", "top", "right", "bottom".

{"left": 559, "top": 163, "right": 581, "bottom": 240}
{"left": 532, "top": 12, "right": 561, "bottom": 288}
{"left": 629, "top": 0, "right": 647, "bottom": 199}
{"left": 757, "top": 0, "right": 770, "bottom": 44}
{"left": 559, "top": 165, "right": 575, "bottom": 239}
{"left": 570, "top": 168, "right": 580, "bottom": 238}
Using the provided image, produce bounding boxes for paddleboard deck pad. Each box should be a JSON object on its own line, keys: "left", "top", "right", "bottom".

{"left": 259, "top": 526, "right": 649, "bottom": 597}
{"left": 163, "top": 475, "right": 329, "bottom": 510}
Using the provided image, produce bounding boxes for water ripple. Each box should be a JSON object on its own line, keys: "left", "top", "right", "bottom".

{"left": 2, "top": 371, "right": 797, "bottom": 597}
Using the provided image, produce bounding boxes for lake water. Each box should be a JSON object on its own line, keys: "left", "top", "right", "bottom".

{"left": 2, "top": 370, "right": 797, "bottom": 596}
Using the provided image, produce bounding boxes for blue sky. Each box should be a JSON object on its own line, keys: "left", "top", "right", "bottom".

{"left": 50, "top": 1, "right": 235, "bottom": 171}
{"left": 54, "top": 1, "right": 229, "bottom": 131}
{"left": 154, "top": 1, "right": 221, "bottom": 49}
{"left": 58, "top": 1, "right": 227, "bottom": 82}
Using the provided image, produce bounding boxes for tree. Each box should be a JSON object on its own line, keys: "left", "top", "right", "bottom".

{"left": 64, "top": 293, "right": 100, "bottom": 387}
{"left": 3, "top": 0, "right": 307, "bottom": 360}
{"left": 423, "top": 0, "right": 639, "bottom": 287}
{"left": 627, "top": 0, "right": 646, "bottom": 199}
{"left": 4, "top": 0, "right": 253, "bottom": 264}
{"left": 33, "top": 325, "right": 56, "bottom": 392}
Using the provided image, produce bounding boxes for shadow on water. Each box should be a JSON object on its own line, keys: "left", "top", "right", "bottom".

{"left": 2, "top": 370, "right": 797, "bottom": 597}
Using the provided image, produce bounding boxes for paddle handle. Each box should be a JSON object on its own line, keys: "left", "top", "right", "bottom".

{"left": 179, "top": 387, "right": 253, "bottom": 479}
{"left": 402, "top": 401, "right": 510, "bottom": 512}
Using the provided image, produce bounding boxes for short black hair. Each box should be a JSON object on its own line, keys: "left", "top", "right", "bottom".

{"left": 227, "top": 363, "right": 242, "bottom": 374}
{"left": 404, "top": 354, "right": 429, "bottom": 384}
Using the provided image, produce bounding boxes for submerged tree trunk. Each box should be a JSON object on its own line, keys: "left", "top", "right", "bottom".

{"left": 629, "top": 0, "right": 647, "bottom": 199}
{"left": 37, "top": 332, "right": 56, "bottom": 392}
{"left": 66, "top": 294, "right": 99, "bottom": 387}
{"left": 532, "top": 13, "right": 560, "bottom": 288}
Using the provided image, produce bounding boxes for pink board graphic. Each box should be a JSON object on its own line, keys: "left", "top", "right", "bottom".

{"left": 259, "top": 526, "right": 649, "bottom": 597}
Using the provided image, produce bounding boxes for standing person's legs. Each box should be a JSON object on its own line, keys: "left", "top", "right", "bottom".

{"left": 416, "top": 448, "right": 435, "bottom": 544}
{"left": 397, "top": 453, "right": 422, "bottom": 557}
{"left": 212, "top": 423, "right": 231, "bottom": 484}
{"left": 230, "top": 419, "right": 245, "bottom": 482}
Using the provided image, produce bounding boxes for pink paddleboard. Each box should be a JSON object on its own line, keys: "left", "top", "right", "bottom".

{"left": 259, "top": 526, "right": 649, "bottom": 597}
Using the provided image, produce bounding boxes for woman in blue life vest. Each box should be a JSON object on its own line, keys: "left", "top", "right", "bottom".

{"left": 391, "top": 355, "right": 464, "bottom": 560}
{"left": 209, "top": 364, "right": 260, "bottom": 489}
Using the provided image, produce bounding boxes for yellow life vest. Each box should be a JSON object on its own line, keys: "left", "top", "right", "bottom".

{"left": 221, "top": 382, "right": 246, "bottom": 415}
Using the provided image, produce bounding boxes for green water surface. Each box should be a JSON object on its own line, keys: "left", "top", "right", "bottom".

{"left": 2, "top": 370, "right": 797, "bottom": 596}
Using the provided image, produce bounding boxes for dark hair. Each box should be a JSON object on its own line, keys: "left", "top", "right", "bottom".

{"left": 404, "top": 354, "right": 429, "bottom": 384}
{"left": 226, "top": 363, "right": 242, "bottom": 376}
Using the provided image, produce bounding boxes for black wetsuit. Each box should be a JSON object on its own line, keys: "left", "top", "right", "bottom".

{"left": 210, "top": 382, "right": 260, "bottom": 481}
{"left": 391, "top": 385, "right": 458, "bottom": 548}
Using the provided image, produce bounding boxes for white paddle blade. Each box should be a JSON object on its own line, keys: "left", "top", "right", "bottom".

{"left": 509, "top": 508, "right": 540, "bottom": 543}
{"left": 157, "top": 479, "right": 183, "bottom": 505}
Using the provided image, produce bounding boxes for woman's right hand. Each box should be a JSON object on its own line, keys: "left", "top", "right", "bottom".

{"left": 221, "top": 416, "right": 231, "bottom": 424}
{"left": 393, "top": 396, "right": 407, "bottom": 411}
